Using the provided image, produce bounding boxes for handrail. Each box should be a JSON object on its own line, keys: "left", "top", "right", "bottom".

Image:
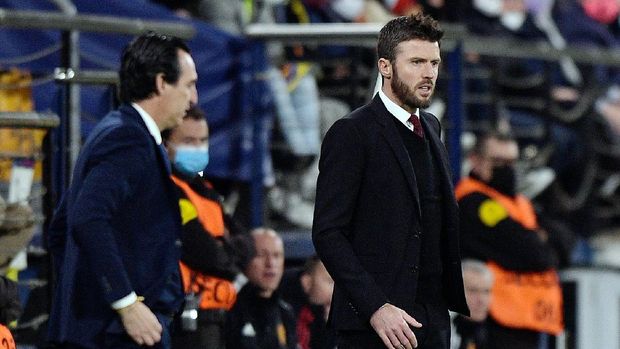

{"left": 54, "top": 68, "right": 118, "bottom": 85}
{"left": 245, "top": 22, "right": 620, "bottom": 67}
{"left": 0, "top": 112, "right": 60, "bottom": 129}
{"left": 245, "top": 22, "right": 466, "bottom": 47}
{"left": 0, "top": 8, "right": 195, "bottom": 39}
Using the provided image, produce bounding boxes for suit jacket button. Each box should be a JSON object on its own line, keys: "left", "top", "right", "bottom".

{"left": 411, "top": 265, "right": 419, "bottom": 273}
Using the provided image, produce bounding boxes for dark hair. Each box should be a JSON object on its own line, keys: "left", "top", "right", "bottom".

{"left": 119, "top": 31, "right": 190, "bottom": 104}
{"left": 471, "top": 130, "right": 516, "bottom": 156}
{"left": 161, "top": 105, "right": 207, "bottom": 142}
{"left": 377, "top": 12, "right": 444, "bottom": 62}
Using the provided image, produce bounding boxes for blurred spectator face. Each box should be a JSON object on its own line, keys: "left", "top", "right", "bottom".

{"left": 463, "top": 269, "right": 493, "bottom": 322}
{"left": 301, "top": 261, "right": 334, "bottom": 307}
{"left": 471, "top": 137, "right": 519, "bottom": 183}
{"left": 165, "top": 116, "right": 209, "bottom": 164}
{"left": 582, "top": 0, "right": 620, "bottom": 24}
{"left": 380, "top": 39, "right": 440, "bottom": 112}
{"left": 246, "top": 229, "right": 285, "bottom": 298}
{"left": 500, "top": 0, "right": 526, "bottom": 31}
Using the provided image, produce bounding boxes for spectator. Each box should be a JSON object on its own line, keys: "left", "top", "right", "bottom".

{"left": 455, "top": 131, "right": 564, "bottom": 349}
{"left": 47, "top": 32, "right": 198, "bottom": 348}
{"left": 280, "top": 255, "right": 337, "bottom": 349}
{"left": 450, "top": 259, "right": 493, "bottom": 349}
{"left": 225, "top": 227, "right": 298, "bottom": 349}
{"left": 162, "top": 106, "right": 253, "bottom": 349}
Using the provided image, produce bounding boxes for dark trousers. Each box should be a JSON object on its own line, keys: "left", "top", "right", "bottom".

{"left": 487, "top": 317, "right": 542, "bottom": 349}
{"left": 171, "top": 309, "right": 227, "bottom": 349}
{"left": 59, "top": 313, "right": 174, "bottom": 349}
{"left": 337, "top": 303, "right": 450, "bottom": 349}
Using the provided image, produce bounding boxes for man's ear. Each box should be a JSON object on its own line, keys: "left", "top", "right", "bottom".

{"left": 378, "top": 58, "right": 392, "bottom": 79}
{"left": 155, "top": 73, "right": 166, "bottom": 95}
{"left": 300, "top": 273, "right": 312, "bottom": 294}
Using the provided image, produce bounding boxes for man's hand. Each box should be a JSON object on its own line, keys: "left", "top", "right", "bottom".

{"left": 369, "top": 303, "right": 422, "bottom": 349}
{"left": 117, "top": 301, "right": 163, "bottom": 346}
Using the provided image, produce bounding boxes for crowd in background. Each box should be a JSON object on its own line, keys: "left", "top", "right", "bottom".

{"left": 150, "top": 0, "right": 620, "bottom": 255}
{"left": 3, "top": 0, "right": 620, "bottom": 348}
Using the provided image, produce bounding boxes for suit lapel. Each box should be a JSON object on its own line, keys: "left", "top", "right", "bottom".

{"left": 419, "top": 112, "right": 455, "bottom": 194}
{"left": 121, "top": 104, "right": 172, "bottom": 176}
{"left": 371, "top": 96, "right": 422, "bottom": 218}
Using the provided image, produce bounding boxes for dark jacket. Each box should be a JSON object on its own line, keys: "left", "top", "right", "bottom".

{"left": 312, "top": 95, "right": 469, "bottom": 331}
{"left": 226, "top": 283, "right": 298, "bottom": 349}
{"left": 47, "top": 105, "right": 183, "bottom": 348}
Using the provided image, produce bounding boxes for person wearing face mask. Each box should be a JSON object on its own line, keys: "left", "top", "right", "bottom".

{"left": 455, "top": 131, "right": 563, "bottom": 349}
{"left": 162, "top": 106, "right": 254, "bottom": 349}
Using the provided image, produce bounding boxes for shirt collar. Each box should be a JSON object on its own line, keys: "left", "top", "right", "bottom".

{"left": 378, "top": 89, "right": 420, "bottom": 126}
{"left": 131, "top": 102, "right": 162, "bottom": 145}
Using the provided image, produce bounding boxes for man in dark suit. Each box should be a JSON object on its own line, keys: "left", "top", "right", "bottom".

{"left": 312, "top": 13, "right": 469, "bottom": 349}
{"left": 47, "top": 32, "right": 198, "bottom": 348}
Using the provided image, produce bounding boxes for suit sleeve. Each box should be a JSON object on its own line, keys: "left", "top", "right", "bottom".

{"left": 458, "top": 192, "right": 558, "bottom": 271}
{"left": 312, "top": 118, "right": 388, "bottom": 322}
{"left": 47, "top": 194, "right": 68, "bottom": 278}
{"left": 68, "top": 126, "right": 152, "bottom": 304}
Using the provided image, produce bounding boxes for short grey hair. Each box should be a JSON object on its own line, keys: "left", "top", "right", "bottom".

{"left": 461, "top": 259, "right": 494, "bottom": 283}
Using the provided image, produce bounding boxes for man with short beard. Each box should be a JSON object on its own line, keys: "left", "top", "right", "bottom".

{"left": 312, "top": 13, "right": 469, "bottom": 349}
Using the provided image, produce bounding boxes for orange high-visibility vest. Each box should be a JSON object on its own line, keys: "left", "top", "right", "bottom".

{"left": 172, "top": 175, "right": 237, "bottom": 310}
{"left": 0, "top": 324, "right": 16, "bottom": 349}
{"left": 456, "top": 177, "right": 564, "bottom": 335}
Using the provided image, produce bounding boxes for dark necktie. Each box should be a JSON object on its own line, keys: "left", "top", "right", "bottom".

{"left": 409, "top": 114, "right": 425, "bottom": 138}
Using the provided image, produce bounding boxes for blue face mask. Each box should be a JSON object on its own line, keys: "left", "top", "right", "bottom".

{"left": 173, "top": 144, "right": 209, "bottom": 175}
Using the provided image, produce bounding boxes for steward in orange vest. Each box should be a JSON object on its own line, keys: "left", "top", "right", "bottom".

{"left": 456, "top": 176, "right": 563, "bottom": 335}
{"left": 0, "top": 324, "right": 16, "bottom": 349}
{"left": 170, "top": 170, "right": 254, "bottom": 348}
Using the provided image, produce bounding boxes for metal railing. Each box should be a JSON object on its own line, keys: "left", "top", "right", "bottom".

{"left": 0, "top": 8, "right": 195, "bottom": 38}
{"left": 0, "top": 7, "right": 195, "bottom": 189}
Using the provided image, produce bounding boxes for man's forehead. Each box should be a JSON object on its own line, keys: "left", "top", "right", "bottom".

{"left": 395, "top": 39, "right": 440, "bottom": 57}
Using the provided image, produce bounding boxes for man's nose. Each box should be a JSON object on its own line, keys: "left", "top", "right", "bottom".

{"left": 190, "top": 86, "right": 198, "bottom": 105}
{"left": 423, "top": 63, "right": 435, "bottom": 78}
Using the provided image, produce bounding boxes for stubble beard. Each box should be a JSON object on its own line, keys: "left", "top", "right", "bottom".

{"left": 391, "top": 66, "right": 434, "bottom": 110}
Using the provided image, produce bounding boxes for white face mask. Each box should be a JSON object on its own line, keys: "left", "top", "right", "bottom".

{"left": 500, "top": 11, "right": 526, "bottom": 31}
{"left": 473, "top": 0, "right": 503, "bottom": 17}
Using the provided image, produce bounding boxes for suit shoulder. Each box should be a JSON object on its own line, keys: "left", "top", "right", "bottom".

{"left": 328, "top": 103, "right": 374, "bottom": 131}
{"left": 86, "top": 111, "right": 150, "bottom": 146}
{"left": 346, "top": 103, "right": 375, "bottom": 122}
{"left": 420, "top": 110, "right": 441, "bottom": 129}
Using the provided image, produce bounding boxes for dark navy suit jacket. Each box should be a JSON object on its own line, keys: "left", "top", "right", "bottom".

{"left": 312, "top": 95, "right": 469, "bottom": 331}
{"left": 47, "top": 105, "right": 183, "bottom": 347}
